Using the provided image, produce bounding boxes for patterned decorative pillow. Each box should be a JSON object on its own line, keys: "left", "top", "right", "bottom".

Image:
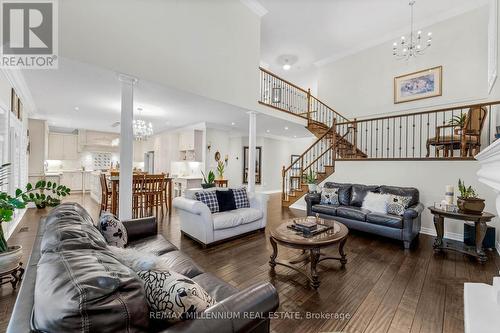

{"left": 232, "top": 188, "right": 250, "bottom": 208}
{"left": 320, "top": 188, "right": 339, "bottom": 205}
{"left": 195, "top": 191, "right": 219, "bottom": 213}
{"left": 387, "top": 195, "right": 413, "bottom": 216}
{"left": 99, "top": 212, "right": 128, "bottom": 247}
{"left": 138, "top": 270, "right": 216, "bottom": 322}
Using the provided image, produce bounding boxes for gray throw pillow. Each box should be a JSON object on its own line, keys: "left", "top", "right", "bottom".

{"left": 321, "top": 188, "right": 339, "bottom": 205}
{"left": 387, "top": 195, "right": 412, "bottom": 216}
{"left": 138, "top": 270, "right": 216, "bottom": 322}
{"left": 99, "top": 212, "right": 128, "bottom": 247}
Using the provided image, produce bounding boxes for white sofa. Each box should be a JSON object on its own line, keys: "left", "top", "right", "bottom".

{"left": 173, "top": 188, "right": 269, "bottom": 247}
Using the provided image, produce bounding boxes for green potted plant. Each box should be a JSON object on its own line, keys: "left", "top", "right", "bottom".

{"left": 305, "top": 170, "right": 317, "bottom": 193}
{"left": 216, "top": 161, "right": 225, "bottom": 180}
{"left": 457, "top": 179, "right": 485, "bottom": 214}
{"left": 201, "top": 170, "right": 216, "bottom": 189}
{"left": 448, "top": 113, "right": 467, "bottom": 134}
{"left": 20, "top": 180, "right": 70, "bottom": 209}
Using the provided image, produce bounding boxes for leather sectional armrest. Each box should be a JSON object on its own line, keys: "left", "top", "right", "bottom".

{"left": 160, "top": 282, "right": 279, "bottom": 333}
{"left": 305, "top": 193, "right": 321, "bottom": 205}
{"left": 404, "top": 203, "right": 424, "bottom": 219}
{"left": 122, "top": 217, "right": 158, "bottom": 242}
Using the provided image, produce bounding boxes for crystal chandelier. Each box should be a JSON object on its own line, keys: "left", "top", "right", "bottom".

{"left": 133, "top": 119, "right": 153, "bottom": 141}
{"left": 393, "top": 1, "right": 432, "bottom": 60}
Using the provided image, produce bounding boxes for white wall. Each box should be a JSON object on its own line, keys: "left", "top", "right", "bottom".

{"left": 292, "top": 160, "right": 499, "bottom": 244}
{"left": 317, "top": 6, "right": 490, "bottom": 119}
{"left": 60, "top": 0, "right": 262, "bottom": 112}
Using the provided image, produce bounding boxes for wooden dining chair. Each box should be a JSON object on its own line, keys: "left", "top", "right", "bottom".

{"left": 99, "top": 173, "right": 112, "bottom": 215}
{"left": 143, "top": 174, "right": 165, "bottom": 217}
{"left": 132, "top": 175, "right": 145, "bottom": 218}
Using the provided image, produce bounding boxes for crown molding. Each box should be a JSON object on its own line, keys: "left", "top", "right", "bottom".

{"left": 240, "top": 0, "right": 268, "bottom": 18}
{"left": 314, "top": 2, "right": 490, "bottom": 67}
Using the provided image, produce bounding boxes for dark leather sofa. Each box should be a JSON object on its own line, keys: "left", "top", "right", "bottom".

{"left": 7, "top": 203, "right": 279, "bottom": 333}
{"left": 305, "top": 182, "right": 423, "bottom": 249}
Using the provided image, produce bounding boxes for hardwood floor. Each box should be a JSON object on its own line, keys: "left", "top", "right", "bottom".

{"left": 1, "top": 193, "right": 499, "bottom": 333}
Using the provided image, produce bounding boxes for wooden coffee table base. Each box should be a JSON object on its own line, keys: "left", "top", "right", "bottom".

{"left": 269, "top": 236, "right": 347, "bottom": 289}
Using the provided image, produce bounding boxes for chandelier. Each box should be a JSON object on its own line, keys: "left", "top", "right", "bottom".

{"left": 393, "top": 1, "right": 432, "bottom": 60}
{"left": 133, "top": 119, "right": 153, "bottom": 141}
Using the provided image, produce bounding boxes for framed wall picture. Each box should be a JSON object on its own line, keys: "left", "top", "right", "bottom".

{"left": 243, "top": 146, "right": 262, "bottom": 184}
{"left": 394, "top": 66, "right": 442, "bottom": 104}
{"left": 11, "top": 88, "right": 18, "bottom": 115}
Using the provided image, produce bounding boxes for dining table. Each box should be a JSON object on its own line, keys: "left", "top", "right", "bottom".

{"left": 107, "top": 175, "right": 173, "bottom": 217}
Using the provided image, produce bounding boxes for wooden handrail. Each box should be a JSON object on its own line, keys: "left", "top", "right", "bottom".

{"left": 259, "top": 67, "right": 309, "bottom": 93}
{"left": 335, "top": 100, "right": 500, "bottom": 126}
{"left": 283, "top": 125, "right": 334, "bottom": 173}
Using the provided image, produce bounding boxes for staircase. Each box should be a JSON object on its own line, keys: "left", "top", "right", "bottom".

{"left": 258, "top": 67, "right": 366, "bottom": 206}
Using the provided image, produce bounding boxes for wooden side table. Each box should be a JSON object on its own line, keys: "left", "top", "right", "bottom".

{"left": 428, "top": 207, "right": 495, "bottom": 262}
{"left": 214, "top": 179, "right": 228, "bottom": 188}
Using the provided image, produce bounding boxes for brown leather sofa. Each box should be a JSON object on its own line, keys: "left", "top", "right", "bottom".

{"left": 7, "top": 202, "right": 279, "bottom": 333}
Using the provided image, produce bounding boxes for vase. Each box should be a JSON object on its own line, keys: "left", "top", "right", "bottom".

{"left": 308, "top": 184, "right": 318, "bottom": 193}
{"left": 457, "top": 197, "right": 485, "bottom": 215}
{"left": 201, "top": 183, "right": 215, "bottom": 189}
{"left": 36, "top": 202, "right": 46, "bottom": 209}
{"left": 0, "top": 245, "right": 22, "bottom": 274}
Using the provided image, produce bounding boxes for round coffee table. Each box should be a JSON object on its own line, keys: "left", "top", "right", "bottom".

{"left": 269, "top": 218, "right": 348, "bottom": 289}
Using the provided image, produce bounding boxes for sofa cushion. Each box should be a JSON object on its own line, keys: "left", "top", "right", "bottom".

{"left": 213, "top": 211, "right": 242, "bottom": 230}
{"left": 366, "top": 212, "right": 403, "bottom": 229}
{"left": 386, "top": 194, "right": 413, "bottom": 216}
{"left": 195, "top": 191, "right": 220, "bottom": 213}
{"left": 33, "top": 249, "right": 149, "bottom": 332}
{"left": 138, "top": 270, "right": 216, "bottom": 323}
{"left": 234, "top": 207, "right": 263, "bottom": 224}
{"left": 192, "top": 272, "right": 239, "bottom": 302}
{"left": 324, "top": 182, "right": 352, "bottom": 206}
{"left": 312, "top": 204, "right": 338, "bottom": 216}
{"left": 41, "top": 220, "right": 107, "bottom": 253}
{"left": 127, "top": 235, "right": 177, "bottom": 256}
{"left": 99, "top": 212, "right": 128, "bottom": 247}
{"left": 351, "top": 184, "right": 379, "bottom": 207}
{"left": 320, "top": 188, "right": 339, "bottom": 205}
{"left": 379, "top": 185, "right": 419, "bottom": 207}
{"left": 336, "top": 206, "right": 370, "bottom": 221}
{"left": 216, "top": 189, "right": 237, "bottom": 212}
{"left": 362, "top": 192, "right": 390, "bottom": 214}
{"left": 157, "top": 250, "right": 204, "bottom": 278}
{"left": 45, "top": 202, "right": 95, "bottom": 228}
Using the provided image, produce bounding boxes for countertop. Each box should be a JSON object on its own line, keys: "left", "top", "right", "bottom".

{"left": 173, "top": 176, "right": 203, "bottom": 180}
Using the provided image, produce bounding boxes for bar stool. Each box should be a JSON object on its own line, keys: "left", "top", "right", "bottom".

{"left": 99, "top": 174, "right": 112, "bottom": 215}
{"left": 132, "top": 175, "right": 145, "bottom": 218}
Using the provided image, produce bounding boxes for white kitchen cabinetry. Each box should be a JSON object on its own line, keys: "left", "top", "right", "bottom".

{"left": 60, "top": 171, "right": 82, "bottom": 191}
{"left": 179, "top": 131, "right": 195, "bottom": 151}
{"left": 48, "top": 133, "right": 78, "bottom": 160}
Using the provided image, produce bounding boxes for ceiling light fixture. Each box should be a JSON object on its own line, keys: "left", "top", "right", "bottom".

{"left": 74, "top": 106, "right": 79, "bottom": 111}
{"left": 133, "top": 107, "right": 153, "bottom": 141}
{"left": 266, "top": 129, "right": 270, "bottom": 133}
{"left": 393, "top": 1, "right": 432, "bottom": 60}
{"left": 282, "top": 61, "right": 291, "bottom": 71}
{"left": 284, "top": 126, "right": 289, "bottom": 130}
{"left": 231, "top": 122, "right": 236, "bottom": 126}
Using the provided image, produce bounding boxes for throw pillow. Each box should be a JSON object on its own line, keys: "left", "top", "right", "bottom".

{"left": 320, "top": 188, "right": 339, "bottom": 205}
{"left": 195, "top": 191, "right": 219, "bottom": 213}
{"left": 216, "top": 189, "right": 236, "bottom": 212}
{"left": 232, "top": 188, "right": 250, "bottom": 208}
{"left": 99, "top": 212, "right": 128, "bottom": 247}
{"left": 362, "top": 192, "right": 390, "bottom": 214}
{"left": 138, "top": 270, "right": 216, "bottom": 322}
{"left": 387, "top": 195, "right": 413, "bottom": 216}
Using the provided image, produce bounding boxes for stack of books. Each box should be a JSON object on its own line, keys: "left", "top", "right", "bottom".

{"left": 292, "top": 219, "right": 317, "bottom": 234}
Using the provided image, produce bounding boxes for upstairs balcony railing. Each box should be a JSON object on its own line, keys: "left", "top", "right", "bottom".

{"left": 259, "top": 67, "right": 348, "bottom": 126}
{"left": 335, "top": 101, "right": 499, "bottom": 160}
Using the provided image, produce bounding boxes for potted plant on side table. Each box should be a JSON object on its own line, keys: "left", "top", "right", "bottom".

{"left": 201, "top": 170, "right": 216, "bottom": 189}
{"left": 457, "top": 179, "right": 485, "bottom": 214}
{"left": 216, "top": 161, "right": 225, "bottom": 180}
{"left": 305, "top": 170, "right": 318, "bottom": 193}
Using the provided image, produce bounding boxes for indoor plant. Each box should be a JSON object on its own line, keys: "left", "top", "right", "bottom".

{"left": 457, "top": 179, "right": 485, "bottom": 214}
{"left": 201, "top": 170, "right": 216, "bottom": 189}
{"left": 449, "top": 113, "right": 466, "bottom": 134}
{"left": 20, "top": 180, "right": 71, "bottom": 209}
{"left": 305, "top": 170, "right": 317, "bottom": 193}
{"left": 216, "top": 161, "right": 225, "bottom": 180}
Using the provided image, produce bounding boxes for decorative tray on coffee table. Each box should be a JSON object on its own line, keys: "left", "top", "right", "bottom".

{"left": 286, "top": 216, "right": 333, "bottom": 238}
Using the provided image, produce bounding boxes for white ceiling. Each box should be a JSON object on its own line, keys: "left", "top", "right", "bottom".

{"left": 25, "top": 58, "right": 311, "bottom": 139}
{"left": 259, "top": 0, "right": 490, "bottom": 74}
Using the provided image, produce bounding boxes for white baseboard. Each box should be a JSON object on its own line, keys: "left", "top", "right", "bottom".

{"left": 419, "top": 226, "right": 463, "bottom": 241}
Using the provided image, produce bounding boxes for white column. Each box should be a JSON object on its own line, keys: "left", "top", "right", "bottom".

{"left": 247, "top": 111, "right": 257, "bottom": 193}
{"left": 118, "top": 74, "right": 137, "bottom": 220}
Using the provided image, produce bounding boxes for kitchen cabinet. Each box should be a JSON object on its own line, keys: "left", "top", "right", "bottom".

{"left": 60, "top": 171, "right": 82, "bottom": 191}
{"left": 178, "top": 130, "right": 203, "bottom": 161}
{"left": 179, "top": 131, "right": 195, "bottom": 151}
{"left": 173, "top": 177, "right": 202, "bottom": 197}
{"left": 48, "top": 133, "right": 78, "bottom": 160}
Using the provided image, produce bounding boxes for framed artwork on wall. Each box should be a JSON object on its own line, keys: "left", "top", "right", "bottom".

{"left": 243, "top": 146, "right": 262, "bottom": 184}
{"left": 11, "top": 88, "right": 18, "bottom": 115}
{"left": 394, "top": 66, "right": 442, "bottom": 104}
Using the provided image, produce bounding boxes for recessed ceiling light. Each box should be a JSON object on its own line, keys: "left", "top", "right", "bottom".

{"left": 74, "top": 106, "right": 79, "bottom": 111}
{"left": 282, "top": 63, "right": 291, "bottom": 71}
{"left": 284, "top": 126, "right": 289, "bottom": 130}
{"left": 293, "top": 135, "right": 297, "bottom": 138}
{"left": 266, "top": 129, "right": 270, "bottom": 133}
{"left": 231, "top": 122, "right": 236, "bottom": 126}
